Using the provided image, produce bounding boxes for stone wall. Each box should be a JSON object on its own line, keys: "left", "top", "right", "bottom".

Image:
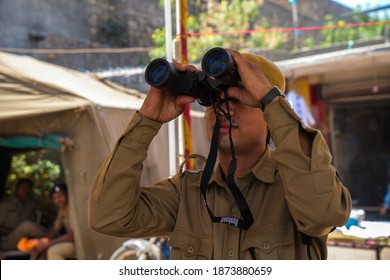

{"left": 0, "top": 0, "right": 163, "bottom": 71}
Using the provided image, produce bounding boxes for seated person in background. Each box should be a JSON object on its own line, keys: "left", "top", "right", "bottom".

{"left": 0, "top": 178, "right": 46, "bottom": 251}
{"left": 32, "top": 183, "right": 76, "bottom": 260}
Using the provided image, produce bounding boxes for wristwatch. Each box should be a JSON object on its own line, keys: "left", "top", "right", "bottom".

{"left": 258, "top": 86, "right": 286, "bottom": 111}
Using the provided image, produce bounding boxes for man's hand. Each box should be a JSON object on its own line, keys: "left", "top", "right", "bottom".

{"left": 34, "top": 238, "right": 50, "bottom": 253}
{"left": 139, "top": 61, "right": 196, "bottom": 123}
{"left": 226, "top": 49, "right": 274, "bottom": 108}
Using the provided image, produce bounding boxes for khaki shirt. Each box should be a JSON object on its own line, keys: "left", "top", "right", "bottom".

{"left": 53, "top": 204, "right": 72, "bottom": 233}
{"left": 89, "top": 97, "right": 351, "bottom": 259}
{"left": 0, "top": 196, "right": 39, "bottom": 230}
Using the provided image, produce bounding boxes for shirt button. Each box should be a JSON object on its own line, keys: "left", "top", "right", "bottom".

{"left": 187, "top": 246, "right": 194, "bottom": 253}
{"left": 231, "top": 207, "right": 238, "bottom": 214}
{"left": 228, "top": 250, "right": 235, "bottom": 257}
{"left": 263, "top": 243, "right": 270, "bottom": 250}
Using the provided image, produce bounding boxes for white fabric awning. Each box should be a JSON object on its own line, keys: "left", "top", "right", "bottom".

{"left": 0, "top": 51, "right": 145, "bottom": 121}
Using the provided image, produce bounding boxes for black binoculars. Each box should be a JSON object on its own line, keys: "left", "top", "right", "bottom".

{"left": 144, "top": 47, "right": 240, "bottom": 106}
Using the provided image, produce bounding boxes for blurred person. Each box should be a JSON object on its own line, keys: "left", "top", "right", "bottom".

{"left": 32, "top": 183, "right": 75, "bottom": 260}
{"left": 286, "top": 90, "right": 315, "bottom": 127}
{"left": 89, "top": 48, "right": 351, "bottom": 259}
{"left": 0, "top": 178, "right": 46, "bottom": 250}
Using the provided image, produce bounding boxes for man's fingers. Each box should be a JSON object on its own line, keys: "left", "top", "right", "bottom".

{"left": 171, "top": 61, "right": 198, "bottom": 72}
{"left": 176, "top": 95, "right": 196, "bottom": 106}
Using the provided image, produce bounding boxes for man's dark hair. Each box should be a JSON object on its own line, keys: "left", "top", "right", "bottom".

{"left": 16, "top": 178, "right": 34, "bottom": 189}
{"left": 50, "top": 183, "right": 68, "bottom": 197}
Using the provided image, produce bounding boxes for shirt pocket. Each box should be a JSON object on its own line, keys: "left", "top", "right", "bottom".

{"left": 168, "top": 228, "right": 213, "bottom": 260}
{"left": 241, "top": 221, "right": 294, "bottom": 260}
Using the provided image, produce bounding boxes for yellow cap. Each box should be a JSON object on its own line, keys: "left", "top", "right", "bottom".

{"left": 241, "top": 53, "right": 285, "bottom": 92}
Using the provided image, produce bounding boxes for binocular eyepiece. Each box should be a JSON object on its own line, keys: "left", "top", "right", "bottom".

{"left": 144, "top": 47, "right": 240, "bottom": 106}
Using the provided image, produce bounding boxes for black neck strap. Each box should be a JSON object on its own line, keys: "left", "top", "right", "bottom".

{"left": 200, "top": 90, "right": 254, "bottom": 230}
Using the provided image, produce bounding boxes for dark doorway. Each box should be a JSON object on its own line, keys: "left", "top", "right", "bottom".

{"left": 331, "top": 100, "right": 390, "bottom": 207}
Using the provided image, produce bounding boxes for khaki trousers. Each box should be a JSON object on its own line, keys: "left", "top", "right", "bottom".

{"left": 0, "top": 220, "right": 46, "bottom": 250}
{"left": 47, "top": 242, "right": 76, "bottom": 260}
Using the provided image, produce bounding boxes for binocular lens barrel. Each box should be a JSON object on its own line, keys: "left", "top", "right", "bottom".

{"left": 144, "top": 47, "right": 240, "bottom": 105}
{"left": 201, "top": 47, "right": 239, "bottom": 86}
{"left": 145, "top": 58, "right": 175, "bottom": 87}
{"left": 202, "top": 48, "right": 230, "bottom": 76}
{"left": 202, "top": 48, "right": 235, "bottom": 77}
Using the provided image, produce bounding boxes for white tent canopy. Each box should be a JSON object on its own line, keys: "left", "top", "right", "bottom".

{"left": 0, "top": 52, "right": 144, "bottom": 116}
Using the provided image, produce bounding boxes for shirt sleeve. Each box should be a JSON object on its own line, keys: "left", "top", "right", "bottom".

{"left": 88, "top": 112, "right": 180, "bottom": 238}
{"left": 264, "top": 97, "right": 352, "bottom": 237}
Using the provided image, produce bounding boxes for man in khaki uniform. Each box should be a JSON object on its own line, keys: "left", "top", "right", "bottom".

{"left": 32, "top": 183, "right": 75, "bottom": 260}
{"left": 0, "top": 179, "right": 45, "bottom": 250}
{"left": 89, "top": 49, "right": 352, "bottom": 259}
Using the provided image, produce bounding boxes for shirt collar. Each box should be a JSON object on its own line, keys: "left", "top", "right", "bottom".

{"left": 210, "top": 146, "right": 276, "bottom": 186}
{"left": 249, "top": 147, "right": 276, "bottom": 184}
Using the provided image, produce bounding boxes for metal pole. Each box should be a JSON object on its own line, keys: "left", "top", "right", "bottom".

{"left": 175, "top": 0, "right": 185, "bottom": 165}
{"left": 289, "top": 0, "right": 300, "bottom": 49}
{"left": 164, "top": 0, "right": 177, "bottom": 176}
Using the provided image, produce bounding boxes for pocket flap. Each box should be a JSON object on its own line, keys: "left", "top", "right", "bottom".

{"left": 168, "top": 228, "right": 213, "bottom": 258}
{"left": 242, "top": 222, "right": 294, "bottom": 253}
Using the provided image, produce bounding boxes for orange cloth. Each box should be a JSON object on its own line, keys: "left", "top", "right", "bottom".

{"left": 17, "top": 237, "right": 49, "bottom": 252}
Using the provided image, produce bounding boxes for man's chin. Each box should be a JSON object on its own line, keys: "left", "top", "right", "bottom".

{"left": 218, "top": 137, "right": 237, "bottom": 152}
